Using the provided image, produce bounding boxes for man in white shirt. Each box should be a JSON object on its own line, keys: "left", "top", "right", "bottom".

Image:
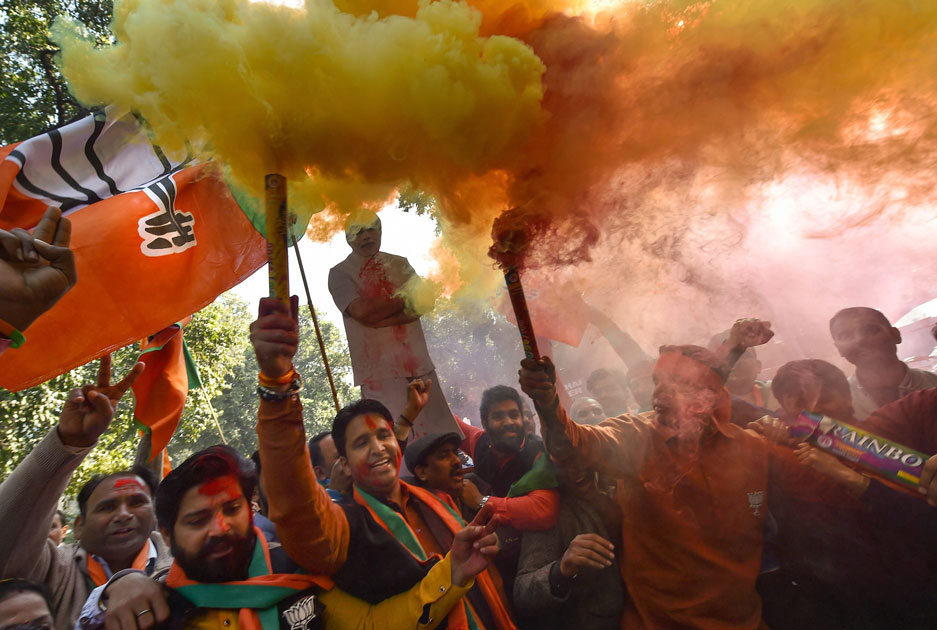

{"left": 829, "top": 306, "right": 937, "bottom": 419}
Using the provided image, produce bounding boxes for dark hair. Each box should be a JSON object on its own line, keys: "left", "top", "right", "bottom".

{"left": 479, "top": 385, "right": 522, "bottom": 426}
{"left": 155, "top": 445, "right": 257, "bottom": 532}
{"left": 586, "top": 368, "right": 629, "bottom": 395}
{"left": 332, "top": 399, "right": 393, "bottom": 458}
{"left": 77, "top": 465, "right": 158, "bottom": 518}
{"left": 53, "top": 509, "right": 66, "bottom": 525}
{"left": 657, "top": 345, "right": 726, "bottom": 384}
{"left": 308, "top": 431, "right": 332, "bottom": 469}
{"left": 772, "top": 359, "right": 850, "bottom": 402}
{"left": 0, "top": 579, "right": 54, "bottom": 611}
{"left": 829, "top": 307, "right": 891, "bottom": 333}
{"left": 250, "top": 450, "right": 262, "bottom": 475}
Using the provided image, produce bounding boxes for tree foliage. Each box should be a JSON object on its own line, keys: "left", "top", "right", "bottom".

{"left": 421, "top": 300, "right": 527, "bottom": 423}
{"left": 0, "top": 0, "right": 113, "bottom": 144}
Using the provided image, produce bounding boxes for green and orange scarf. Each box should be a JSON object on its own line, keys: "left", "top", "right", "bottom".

{"left": 165, "top": 527, "right": 332, "bottom": 630}
{"left": 354, "top": 483, "right": 515, "bottom": 630}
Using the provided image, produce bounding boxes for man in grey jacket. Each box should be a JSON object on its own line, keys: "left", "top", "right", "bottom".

{"left": 0, "top": 356, "right": 171, "bottom": 630}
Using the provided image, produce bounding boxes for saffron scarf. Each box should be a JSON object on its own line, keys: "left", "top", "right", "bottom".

{"left": 87, "top": 540, "right": 152, "bottom": 587}
{"left": 165, "top": 527, "right": 331, "bottom": 630}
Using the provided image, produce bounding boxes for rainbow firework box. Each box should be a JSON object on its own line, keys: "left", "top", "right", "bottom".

{"left": 790, "top": 412, "right": 930, "bottom": 489}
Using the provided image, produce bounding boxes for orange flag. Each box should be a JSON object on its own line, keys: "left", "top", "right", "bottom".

{"left": 132, "top": 320, "right": 195, "bottom": 459}
{"left": 0, "top": 109, "right": 266, "bottom": 390}
{"left": 496, "top": 273, "right": 590, "bottom": 348}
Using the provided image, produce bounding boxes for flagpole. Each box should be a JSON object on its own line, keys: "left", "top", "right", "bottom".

{"left": 200, "top": 386, "right": 228, "bottom": 444}
{"left": 264, "top": 174, "right": 290, "bottom": 305}
{"left": 291, "top": 232, "right": 341, "bottom": 412}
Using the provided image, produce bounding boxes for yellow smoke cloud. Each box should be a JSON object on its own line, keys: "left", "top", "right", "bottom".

{"left": 52, "top": 0, "right": 545, "bottom": 224}
{"left": 52, "top": 0, "right": 937, "bottom": 310}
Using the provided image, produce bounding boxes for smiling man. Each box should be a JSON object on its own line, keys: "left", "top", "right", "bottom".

{"left": 252, "top": 296, "right": 516, "bottom": 629}
{"left": 0, "top": 356, "right": 170, "bottom": 630}
{"left": 86, "top": 444, "right": 504, "bottom": 630}
{"left": 455, "top": 386, "right": 559, "bottom": 531}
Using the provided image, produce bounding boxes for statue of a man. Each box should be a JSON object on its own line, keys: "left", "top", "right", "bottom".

{"left": 328, "top": 210, "right": 456, "bottom": 437}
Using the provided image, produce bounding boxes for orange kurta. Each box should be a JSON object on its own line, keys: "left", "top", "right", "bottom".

{"left": 539, "top": 398, "right": 856, "bottom": 630}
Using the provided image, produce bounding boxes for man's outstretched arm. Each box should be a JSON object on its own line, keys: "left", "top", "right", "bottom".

{"left": 252, "top": 296, "right": 350, "bottom": 574}
{"left": 585, "top": 304, "right": 652, "bottom": 370}
{"left": 518, "top": 357, "right": 640, "bottom": 480}
{"left": 0, "top": 355, "right": 142, "bottom": 579}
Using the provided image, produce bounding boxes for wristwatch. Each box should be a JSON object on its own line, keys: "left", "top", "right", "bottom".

{"left": 476, "top": 495, "right": 490, "bottom": 512}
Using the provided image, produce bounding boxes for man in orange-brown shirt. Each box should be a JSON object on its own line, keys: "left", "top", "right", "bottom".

{"left": 519, "top": 343, "right": 868, "bottom": 630}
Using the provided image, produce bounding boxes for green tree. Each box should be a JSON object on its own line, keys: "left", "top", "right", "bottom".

{"left": 187, "top": 305, "right": 356, "bottom": 459}
{"left": 421, "top": 300, "right": 526, "bottom": 422}
{"left": 0, "top": 291, "right": 356, "bottom": 498}
{"left": 0, "top": 0, "right": 113, "bottom": 144}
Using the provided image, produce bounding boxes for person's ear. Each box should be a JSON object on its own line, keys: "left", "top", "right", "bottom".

{"left": 159, "top": 527, "right": 172, "bottom": 546}
{"left": 892, "top": 327, "right": 902, "bottom": 345}
{"left": 414, "top": 464, "right": 429, "bottom": 482}
{"left": 313, "top": 465, "right": 327, "bottom": 482}
{"left": 73, "top": 514, "right": 84, "bottom": 539}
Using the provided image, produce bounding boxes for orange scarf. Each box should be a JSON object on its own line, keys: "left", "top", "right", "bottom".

{"left": 86, "top": 540, "right": 152, "bottom": 587}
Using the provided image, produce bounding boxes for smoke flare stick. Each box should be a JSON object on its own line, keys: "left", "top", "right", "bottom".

{"left": 264, "top": 173, "right": 289, "bottom": 305}
{"left": 790, "top": 411, "right": 931, "bottom": 496}
{"left": 503, "top": 266, "right": 541, "bottom": 361}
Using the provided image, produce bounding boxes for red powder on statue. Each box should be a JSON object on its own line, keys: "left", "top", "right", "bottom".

{"left": 358, "top": 257, "right": 397, "bottom": 300}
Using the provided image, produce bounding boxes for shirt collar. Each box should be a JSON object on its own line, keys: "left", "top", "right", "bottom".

{"left": 90, "top": 538, "right": 156, "bottom": 579}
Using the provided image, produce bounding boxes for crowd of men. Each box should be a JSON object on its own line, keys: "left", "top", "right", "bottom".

{"left": 2, "top": 208, "right": 937, "bottom": 630}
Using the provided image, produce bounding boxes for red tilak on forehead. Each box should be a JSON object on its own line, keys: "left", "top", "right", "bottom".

{"left": 198, "top": 476, "right": 240, "bottom": 497}
{"left": 113, "top": 478, "right": 145, "bottom": 492}
{"left": 363, "top": 414, "right": 391, "bottom": 432}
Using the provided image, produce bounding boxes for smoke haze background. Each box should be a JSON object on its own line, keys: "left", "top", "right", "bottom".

{"left": 56, "top": 0, "right": 937, "bottom": 396}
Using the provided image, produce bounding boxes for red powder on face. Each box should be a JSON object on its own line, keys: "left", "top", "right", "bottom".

{"left": 198, "top": 476, "right": 240, "bottom": 500}
{"left": 113, "top": 478, "right": 145, "bottom": 492}
{"left": 212, "top": 510, "right": 231, "bottom": 534}
{"left": 363, "top": 413, "right": 392, "bottom": 432}
{"left": 354, "top": 460, "right": 376, "bottom": 483}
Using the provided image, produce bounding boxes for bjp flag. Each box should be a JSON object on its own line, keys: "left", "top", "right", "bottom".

{"left": 0, "top": 108, "right": 267, "bottom": 390}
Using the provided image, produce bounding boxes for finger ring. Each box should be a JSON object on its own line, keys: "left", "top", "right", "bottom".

{"left": 135, "top": 609, "right": 152, "bottom": 618}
